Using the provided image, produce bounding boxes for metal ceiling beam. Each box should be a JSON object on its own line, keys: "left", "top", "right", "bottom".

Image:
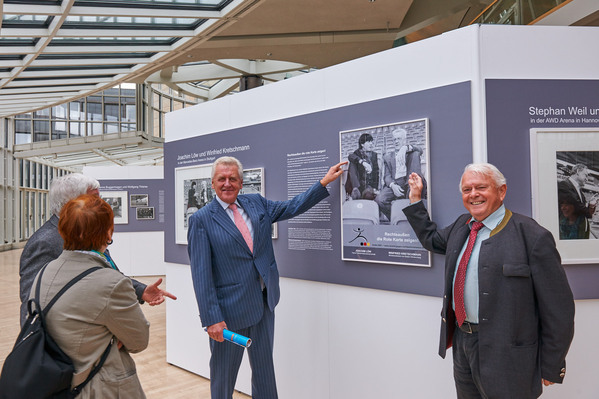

{"left": 0, "top": 92, "right": 81, "bottom": 101}
{"left": 0, "top": 85, "right": 97, "bottom": 95}
{"left": 26, "top": 58, "right": 152, "bottom": 67}
{"left": 148, "top": 59, "right": 307, "bottom": 89}
{"left": 3, "top": 3, "right": 223, "bottom": 19}
{"left": 13, "top": 131, "right": 163, "bottom": 159}
{"left": 17, "top": 69, "right": 131, "bottom": 78}
{"left": 69, "top": 6, "right": 222, "bottom": 19}
{"left": 54, "top": 29, "right": 196, "bottom": 38}
{"left": 201, "top": 29, "right": 400, "bottom": 49}
{"left": 91, "top": 148, "right": 127, "bottom": 166}
{"left": 207, "top": 78, "right": 239, "bottom": 100}
{"left": 41, "top": 45, "right": 173, "bottom": 54}
{"left": 174, "top": 83, "right": 210, "bottom": 100}
{"left": 6, "top": 77, "right": 114, "bottom": 87}
{"left": 146, "top": 63, "right": 240, "bottom": 83}
{"left": 23, "top": 156, "right": 80, "bottom": 173}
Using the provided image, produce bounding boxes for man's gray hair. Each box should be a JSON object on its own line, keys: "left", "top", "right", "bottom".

{"left": 49, "top": 173, "right": 100, "bottom": 216}
{"left": 211, "top": 156, "right": 243, "bottom": 181}
{"left": 460, "top": 163, "right": 507, "bottom": 191}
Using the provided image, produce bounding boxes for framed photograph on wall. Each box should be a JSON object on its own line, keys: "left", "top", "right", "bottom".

{"left": 100, "top": 190, "right": 128, "bottom": 224}
{"left": 530, "top": 128, "right": 599, "bottom": 264}
{"left": 175, "top": 164, "right": 213, "bottom": 244}
{"left": 175, "top": 165, "right": 265, "bottom": 244}
{"left": 136, "top": 207, "right": 155, "bottom": 220}
{"left": 130, "top": 194, "right": 149, "bottom": 207}
{"left": 339, "top": 118, "right": 431, "bottom": 267}
{"left": 241, "top": 168, "right": 264, "bottom": 195}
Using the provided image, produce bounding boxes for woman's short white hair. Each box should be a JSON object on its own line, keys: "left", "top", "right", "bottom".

{"left": 459, "top": 163, "right": 506, "bottom": 191}
{"left": 49, "top": 173, "right": 100, "bottom": 216}
{"left": 211, "top": 156, "right": 243, "bottom": 181}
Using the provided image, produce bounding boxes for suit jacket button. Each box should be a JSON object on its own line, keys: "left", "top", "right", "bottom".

{"left": 561, "top": 368, "right": 566, "bottom": 372}
{"left": 560, "top": 373, "right": 565, "bottom": 378}
{"left": 442, "top": 318, "right": 446, "bottom": 323}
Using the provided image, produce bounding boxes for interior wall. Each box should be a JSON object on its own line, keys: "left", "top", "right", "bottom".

{"left": 83, "top": 166, "right": 166, "bottom": 276}
{"left": 164, "top": 25, "right": 599, "bottom": 398}
{"left": 477, "top": 25, "right": 599, "bottom": 300}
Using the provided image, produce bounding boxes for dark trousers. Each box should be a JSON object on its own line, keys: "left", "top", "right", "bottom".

{"left": 452, "top": 327, "right": 488, "bottom": 399}
{"left": 209, "top": 296, "right": 278, "bottom": 399}
{"left": 374, "top": 177, "right": 408, "bottom": 219}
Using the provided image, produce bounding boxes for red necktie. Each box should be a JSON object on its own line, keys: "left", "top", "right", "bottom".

{"left": 454, "top": 221, "right": 484, "bottom": 326}
{"left": 229, "top": 203, "right": 253, "bottom": 253}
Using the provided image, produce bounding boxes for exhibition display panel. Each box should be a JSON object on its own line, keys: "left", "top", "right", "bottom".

{"left": 163, "top": 25, "right": 599, "bottom": 399}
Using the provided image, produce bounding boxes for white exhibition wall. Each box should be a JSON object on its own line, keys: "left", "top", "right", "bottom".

{"left": 83, "top": 165, "right": 166, "bottom": 276}
{"left": 165, "top": 25, "right": 599, "bottom": 398}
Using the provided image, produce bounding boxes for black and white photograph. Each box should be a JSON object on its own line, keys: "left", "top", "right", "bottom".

{"left": 136, "top": 206, "right": 155, "bottom": 220}
{"left": 556, "top": 151, "right": 599, "bottom": 240}
{"left": 175, "top": 164, "right": 213, "bottom": 244}
{"left": 184, "top": 178, "right": 213, "bottom": 217}
{"left": 99, "top": 190, "right": 128, "bottom": 224}
{"left": 175, "top": 164, "right": 265, "bottom": 244}
{"left": 130, "top": 194, "right": 149, "bottom": 207}
{"left": 241, "top": 168, "right": 264, "bottom": 195}
{"left": 530, "top": 128, "right": 599, "bottom": 263}
{"left": 339, "top": 119, "right": 431, "bottom": 266}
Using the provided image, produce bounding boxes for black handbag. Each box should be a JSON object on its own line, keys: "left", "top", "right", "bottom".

{"left": 0, "top": 266, "right": 112, "bottom": 399}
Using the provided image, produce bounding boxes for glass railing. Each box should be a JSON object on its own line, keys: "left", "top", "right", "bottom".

{"left": 471, "top": 0, "right": 569, "bottom": 25}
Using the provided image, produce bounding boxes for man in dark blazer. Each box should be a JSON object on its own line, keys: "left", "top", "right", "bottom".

{"left": 188, "top": 180, "right": 199, "bottom": 209}
{"left": 188, "top": 156, "right": 345, "bottom": 399}
{"left": 402, "top": 163, "right": 574, "bottom": 399}
{"left": 346, "top": 133, "right": 380, "bottom": 200}
{"left": 557, "top": 163, "right": 597, "bottom": 239}
{"left": 19, "top": 173, "right": 176, "bottom": 326}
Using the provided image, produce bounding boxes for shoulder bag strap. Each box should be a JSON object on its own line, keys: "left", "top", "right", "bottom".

{"left": 35, "top": 265, "right": 112, "bottom": 395}
{"left": 71, "top": 337, "right": 114, "bottom": 395}
{"left": 27, "top": 264, "right": 49, "bottom": 317}
{"left": 41, "top": 266, "right": 103, "bottom": 317}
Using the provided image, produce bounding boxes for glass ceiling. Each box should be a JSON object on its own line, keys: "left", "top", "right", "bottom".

{"left": 0, "top": 0, "right": 240, "bottom": 118}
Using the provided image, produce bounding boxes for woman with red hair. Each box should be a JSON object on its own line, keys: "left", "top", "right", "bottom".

{"left": 29, "top": 194, "right": 149, "bottom": 398}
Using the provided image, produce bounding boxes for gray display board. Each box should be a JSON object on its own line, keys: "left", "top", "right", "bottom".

{"left": 164, "top": 82, "right": 472, "bottom": 297}
{"left": 486, "top": 79, "right": 599, "bottom": 299}
{"left": 98, "top": 178, "right": 165, "bottom": 232}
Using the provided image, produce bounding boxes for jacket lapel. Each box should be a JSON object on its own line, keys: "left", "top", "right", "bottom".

{"left": 209, "top": 197, "right": 253, "bottom": 253}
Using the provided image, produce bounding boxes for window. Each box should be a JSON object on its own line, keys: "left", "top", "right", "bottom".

{"left": 70, "top": 122, "right": 84, "bottom": 137}
{"left": 13, "top": 84, "right": 141, "bottom": 141}
{"left": 87, "top": 98, "right": 102, "bottom": 121}
{"left": 15, "top": 120, "right": 31, "bottom": 144}
{"left": 52, "top": 104, "right": 68, "bottom": 119}
{"left": 33, "top": 121, "right": 50, "bottom": 142}
{"left": 70, "top": 101, "right": 84, "bottom": 120}
{"left": 52, "top": 121, "right": 67, "bottom": 140}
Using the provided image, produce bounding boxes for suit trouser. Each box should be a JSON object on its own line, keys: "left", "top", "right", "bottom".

{"left": 453, "top": 327, "right": 487, "bottom": 399}
{"left": 209, "top": 294, "right": 277, "bottom": 399}
{"left": 375, "top": 177, "right": 408, "bottom": 220}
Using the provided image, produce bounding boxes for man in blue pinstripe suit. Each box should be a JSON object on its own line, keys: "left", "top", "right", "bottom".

{"left": 188, "top": 156, "right": 345, "bottom": 399}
